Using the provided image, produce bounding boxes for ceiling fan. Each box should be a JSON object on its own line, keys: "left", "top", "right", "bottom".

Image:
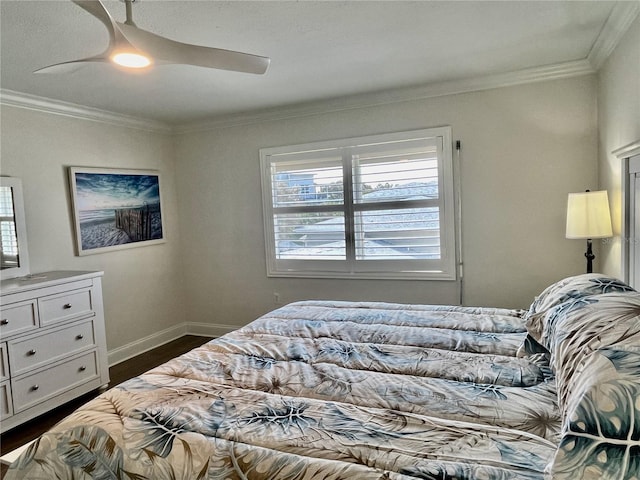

{"left": 35, "top": 0, "right": 270, "bottom": 74}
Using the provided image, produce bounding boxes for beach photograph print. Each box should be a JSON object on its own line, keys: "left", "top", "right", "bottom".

{"left": 69, "top": 168, "right": 165, "bottom": 255}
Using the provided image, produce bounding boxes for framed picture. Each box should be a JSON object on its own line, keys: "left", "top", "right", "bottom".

{"left": 69, "top": 167, "right": 165, "bottom": 255}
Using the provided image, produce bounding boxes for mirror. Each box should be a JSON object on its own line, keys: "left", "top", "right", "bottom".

{"left": 0, "top": 177, "right": 30, "bottom": 280}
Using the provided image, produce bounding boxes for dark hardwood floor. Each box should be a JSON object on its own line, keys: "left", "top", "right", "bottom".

{"left": 0, "top": 335, "right": 210, "bottom": 478}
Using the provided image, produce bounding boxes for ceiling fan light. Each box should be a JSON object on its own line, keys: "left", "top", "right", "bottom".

{"left": 111, "top": 52, "right": 152, "bottom": 68}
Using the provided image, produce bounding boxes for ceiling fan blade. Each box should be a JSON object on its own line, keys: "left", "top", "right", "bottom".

{"left": 34, "top": 55, "right": 110, "bottom": 74}
{"left": 35, "top": 1, "right": 139, "bottom": 74}
{"left": 117, "top": 22, "right": 270, "bottom": 74}
{"left": 71, "top": 0, "right": 118, "bottom": 44}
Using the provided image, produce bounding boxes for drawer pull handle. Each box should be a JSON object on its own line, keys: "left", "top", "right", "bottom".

{"left": 76, "top": 334, "right": 84, "bottom": 340}
{"left": 31, "top": 385, "right": 39, "bottom": 391}
{"left": 27, "top": 349, "right": 37, "bottom": 356}
{"left": 63, "top": 303, "right": 73, "bottom": 309}
{"left": 0, "top": 319, "right": 8, "bottom": 325}
{"left": 79, "top": 366, "right": 87, "bottom": 372}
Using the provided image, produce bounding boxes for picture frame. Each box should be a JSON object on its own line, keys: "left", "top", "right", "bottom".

{"left": 69, "top": 167, "right": 165, "bottom": 256}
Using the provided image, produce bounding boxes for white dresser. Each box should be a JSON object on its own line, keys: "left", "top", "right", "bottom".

{"left": 0, "top": 271, "right": 109, "bottom": 432}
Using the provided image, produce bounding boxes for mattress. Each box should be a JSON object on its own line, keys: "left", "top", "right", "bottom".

{"left": 6, "top": 300, "right": 560, "bottom": 479}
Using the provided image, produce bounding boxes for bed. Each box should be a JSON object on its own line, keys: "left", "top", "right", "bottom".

{"left": 5, "top": 273, "right": 640, "bottom": 479}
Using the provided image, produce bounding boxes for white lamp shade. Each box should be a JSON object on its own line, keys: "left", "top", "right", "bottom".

{"left": 566, "top": 190, "right": 613, "bottom": 239}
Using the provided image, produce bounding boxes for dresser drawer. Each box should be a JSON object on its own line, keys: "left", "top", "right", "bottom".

{"left": 39, "top": 288, "right": 93, "bottom": 326}
{"left": 0, "top": 343, "right": 8, "bottom": 382}
{"left": 12, "top": 351, "right": 98, "bottom": 413}
{"left": 0, "top": 300, "right": 38, "bottom": 338}
{"left": 8, "top": 319, "right": 96, "bottom": 376}
{"left": 0, "top": 381, "right": 12, "bottom": 418}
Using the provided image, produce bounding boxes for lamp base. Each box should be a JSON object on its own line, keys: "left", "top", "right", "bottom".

{"left": 585, "top": 238, "right": 595, "bottom": 274}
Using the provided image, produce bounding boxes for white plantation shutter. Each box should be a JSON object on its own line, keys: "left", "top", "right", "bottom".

{"left": 260, "top": 127, "right": 456, "bottom": 279}
{"left": 350, "top": 138, "right": 442, "bottom": 262}
{"left": 269, "top": 150, "right": 346, "bottom": 261}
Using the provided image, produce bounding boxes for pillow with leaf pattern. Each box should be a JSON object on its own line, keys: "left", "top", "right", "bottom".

{"left": 543, "top": 293, "right": 640, "bottom": 404}
{"left": 525, "top": 274, "right": 635, "bottom": 344}
{"left": 550, "top": 347, "right": 640, "bottom": 479}
{"left": 545, "top": 292, "right": 640, "bottom": 479}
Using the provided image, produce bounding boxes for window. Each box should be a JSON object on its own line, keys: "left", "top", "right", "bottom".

{"left": 0, "top": 186, "right": 18, "bottom": 263}
{"left": 260, "top": 127, "right": 456, "bottom": 280}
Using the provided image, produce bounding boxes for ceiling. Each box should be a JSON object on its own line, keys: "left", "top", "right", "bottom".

{"left": 0, "top": 1, "right": 636, "bottom": 128}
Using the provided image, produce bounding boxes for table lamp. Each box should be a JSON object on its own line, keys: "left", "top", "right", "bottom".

{"left": 566, "top": 190, "right": 613, "bottom": 273}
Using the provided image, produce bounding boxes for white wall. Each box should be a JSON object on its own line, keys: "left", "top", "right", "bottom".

{"left": 0, "top": 106, "right": 186, "bottom": 353}
{"left": 0, "top": 74, "right": 600, "bottom": 351}
{"left": 174, "top": 74, "right": 598, "bottom": 326}
{"left": 598, "top": 15, "right": 640, "bottom": 279}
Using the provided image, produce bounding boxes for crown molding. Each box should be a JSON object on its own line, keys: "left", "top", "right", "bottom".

{"left": 613, "top": 140, "right": 640, "bottom": 159}
{"left": 0, "top": 89, "right": 172, "bottom": 134}
{"left": 0, "top": 58, "right": 597, "bottom": 136}
{"left": 174, "top": 59, "right": 595, "bottom": 134}
{"left": 588, "top": 1, "right": 640, "bottom": 70}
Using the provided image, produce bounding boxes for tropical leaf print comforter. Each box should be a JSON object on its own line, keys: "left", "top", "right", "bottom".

{"left": 6, "top": 300, "right": 561, "bottom": 479}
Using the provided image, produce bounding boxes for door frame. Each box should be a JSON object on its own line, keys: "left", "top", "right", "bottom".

{"left": 616, "top": 140, "right": 640, "bottom": 285}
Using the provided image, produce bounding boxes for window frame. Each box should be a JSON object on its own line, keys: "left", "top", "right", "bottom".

{"left": 260, "top": 127, "right": 457, "bottom": 280}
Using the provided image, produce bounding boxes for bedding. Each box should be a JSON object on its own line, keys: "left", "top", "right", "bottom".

{"left": 5, "top": 275, "right": 640, "bottom": 480}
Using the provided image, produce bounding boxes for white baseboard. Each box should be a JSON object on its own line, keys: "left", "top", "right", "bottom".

{"left": 107, "top": 322, "right": 239, "bottom": 367}
{"left": 186, "top": 322, "right": 238, "bottom": 338}
{"left": 107, "top": 323, "right": 187, "bottom": 366}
